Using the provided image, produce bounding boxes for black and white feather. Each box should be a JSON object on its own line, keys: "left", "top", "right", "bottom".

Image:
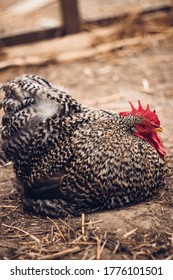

{"left": 0, "top": 74, "right": 166, "bottom": 218}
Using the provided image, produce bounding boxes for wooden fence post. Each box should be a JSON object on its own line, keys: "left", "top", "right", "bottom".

{"left": 60, "top": 0, "right": 80, "bottom": 35}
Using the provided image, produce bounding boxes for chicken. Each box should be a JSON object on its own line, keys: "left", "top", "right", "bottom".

{"left": 0, "top": 74, "right": 166, "bottom": 218}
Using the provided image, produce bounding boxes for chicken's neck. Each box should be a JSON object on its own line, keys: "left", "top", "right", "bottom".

{"left": 133, "top": 131, "right": 166, "bottom": 158}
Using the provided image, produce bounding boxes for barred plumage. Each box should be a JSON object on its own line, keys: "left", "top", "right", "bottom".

{"left": 0, "top": 74, "right": 166, "bottom": 218}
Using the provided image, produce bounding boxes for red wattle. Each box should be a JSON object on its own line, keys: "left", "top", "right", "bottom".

{"left": 134, "top": 131, "right": 166, "bottom": 158}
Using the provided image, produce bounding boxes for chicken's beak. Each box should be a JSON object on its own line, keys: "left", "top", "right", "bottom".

{"left": 154, "top": 126, "right": 163, "bottom": 133}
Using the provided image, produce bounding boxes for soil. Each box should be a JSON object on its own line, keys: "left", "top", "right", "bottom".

{"left": 0, "top": 1, "right": 173, "bottom": 260}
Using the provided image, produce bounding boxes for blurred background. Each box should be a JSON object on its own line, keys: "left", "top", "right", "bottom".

{"left": 0, "top": 0, "right": 172, "bottom": 109}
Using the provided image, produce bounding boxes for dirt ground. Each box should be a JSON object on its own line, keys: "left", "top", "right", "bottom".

{"left": 0, "top": 1, "right": 173, "bottom": 260}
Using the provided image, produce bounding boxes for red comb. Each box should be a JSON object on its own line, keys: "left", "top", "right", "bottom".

{"left": 119, "top": 100, "right": 160, "bottom": 127}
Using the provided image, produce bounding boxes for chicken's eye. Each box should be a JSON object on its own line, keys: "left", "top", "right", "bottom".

{"left": 140, "top": 124, "right": 146, "bottom": 128}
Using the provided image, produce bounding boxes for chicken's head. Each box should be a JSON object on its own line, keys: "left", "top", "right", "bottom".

{"left": 119, "top": 100, "right": 166, "bottom": 158}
